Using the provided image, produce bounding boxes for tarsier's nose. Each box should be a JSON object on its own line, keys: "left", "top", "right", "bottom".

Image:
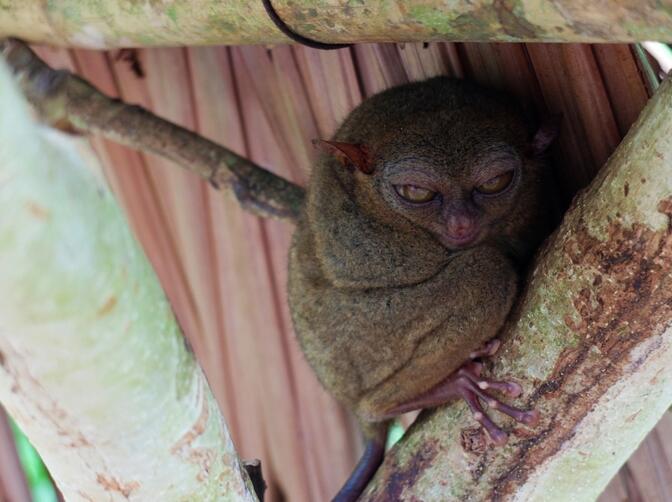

{"left": 446, "top": 214, "right": 477, "bottom": 240}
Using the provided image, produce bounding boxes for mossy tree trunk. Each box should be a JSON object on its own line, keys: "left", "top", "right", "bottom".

{"left": 0, "top": 1, "right": 671, "bottom": 47}
{"left": 0, "top": 58, "right": 257, "bottom": 501}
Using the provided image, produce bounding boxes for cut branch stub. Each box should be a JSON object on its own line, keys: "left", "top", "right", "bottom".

{"left": 361, "top": 76, "right": 672, "bottom": 501}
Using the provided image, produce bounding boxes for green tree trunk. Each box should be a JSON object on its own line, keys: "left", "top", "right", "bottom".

{"left": 0, "top": 58, "right": 257, "bottom": 502}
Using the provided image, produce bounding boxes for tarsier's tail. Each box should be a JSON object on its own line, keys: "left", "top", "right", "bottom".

{"left": 331, "top": 420, "right": 390, "bottom": 502}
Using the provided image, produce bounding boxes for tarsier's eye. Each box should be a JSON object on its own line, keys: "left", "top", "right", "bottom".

{"left": 476, "top": 170, "right": 514, "bottom": 195}
{"left": 394, "top": 184, "right": 437, "bottom": 203}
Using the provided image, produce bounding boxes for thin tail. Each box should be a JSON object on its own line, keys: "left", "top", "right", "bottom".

{"left": 332, "top": 421, "right": 390, "bottom": 502}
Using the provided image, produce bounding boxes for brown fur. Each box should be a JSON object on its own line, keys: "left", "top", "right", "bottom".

{"left": 288, "top": 77, "right": 551, "bottom": 426}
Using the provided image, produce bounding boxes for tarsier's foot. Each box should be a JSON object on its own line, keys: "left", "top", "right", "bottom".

{"left": 452, "top": 356, "right": 539, "bottom": 445}
{"left": 454, "top": 338, "right": 538, "bottom": 444}
{"left": 386, "top": 338, "right": 538, "bottom": 445}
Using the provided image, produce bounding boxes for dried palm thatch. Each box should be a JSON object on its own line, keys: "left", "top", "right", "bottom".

{"left": 1, "top": 40, "right": 671, "bottom": 501}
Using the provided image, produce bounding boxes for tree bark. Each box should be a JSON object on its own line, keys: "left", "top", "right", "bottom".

{"left": 0, "top": 1, "right": 671, "bottom": 47}
{"left": 0, "top": 58, "right": 257, "bottom": 501}
{"left": 361, "top": 76, "right": 672, "bottom": 501}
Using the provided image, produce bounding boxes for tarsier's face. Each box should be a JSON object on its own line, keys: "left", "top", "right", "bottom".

{"left": 376, "top": 144, "right": 525, "bottom": 250}
{"left": 321, "top": 80, "right": 555, "bottom": 253}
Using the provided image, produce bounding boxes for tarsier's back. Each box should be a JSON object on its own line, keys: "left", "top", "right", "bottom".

{"left": 288, "top": 77, "right": 553, "bottom": 425}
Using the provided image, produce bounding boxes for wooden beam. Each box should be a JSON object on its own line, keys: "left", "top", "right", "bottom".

{"left": 0, "top": 1, "right": 671, "bottom": 48}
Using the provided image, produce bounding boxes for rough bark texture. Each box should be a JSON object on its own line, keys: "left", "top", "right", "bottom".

{"left": 0, "top": 59, "right": 257, "bottom": 501}
{"left": 361, "top": 76, "right": 672, "bottom": 501}
{"left": 0, "top": 1, "right": 672, "bottom": 47}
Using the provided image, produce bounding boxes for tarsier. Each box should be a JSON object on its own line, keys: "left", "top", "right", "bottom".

{"left": 288, "top": 77, "right": 556, "bottom": 501}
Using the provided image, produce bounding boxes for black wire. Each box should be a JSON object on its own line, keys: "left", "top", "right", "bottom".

{"left": 261, "top": 0, "right": 352, "bottom": 51}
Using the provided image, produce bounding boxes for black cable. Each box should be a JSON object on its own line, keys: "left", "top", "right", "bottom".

{"left": 261, "top": 0, "right": 352, "bottom": 51}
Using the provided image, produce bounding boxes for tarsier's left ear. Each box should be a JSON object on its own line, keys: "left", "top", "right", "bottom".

{"left": 530, "top": 115, "right": 561, "bottom": 156}
{"left": 314, "top": 139, "right": 374, "bottom": 174}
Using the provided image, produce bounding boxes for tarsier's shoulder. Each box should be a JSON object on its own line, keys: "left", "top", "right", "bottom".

{"left": 353, "top": 77, "right": 490, "bottom": 106}
{"left": 334, "top": 76, "right": 524, "bottom": 143}
{"left": 366, "top": 77, "right": 506, "bottom": 108}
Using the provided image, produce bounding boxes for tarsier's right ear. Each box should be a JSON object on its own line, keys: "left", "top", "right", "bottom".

{"left": 530, "top": 115, "right": 562, "bottom": 156}
{"left": 313, "top": 139, "right": 374, "bottom": 174}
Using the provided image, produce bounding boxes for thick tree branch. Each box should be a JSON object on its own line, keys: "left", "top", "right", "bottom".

{"left": 0, "top": 1, "right": 671, "bottom": 46}
{"left": 0, "top": 57, "right": 258, "bottom": 501}
{"left": 361, "top": 76, "right": 672, "bottom": 500}
{"left": 0, "top": 39, "right": 305, "bottom": 221}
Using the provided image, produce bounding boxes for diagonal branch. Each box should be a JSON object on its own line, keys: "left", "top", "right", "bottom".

{"left": 0, "top": 39, "right": 305, "bottom": 221}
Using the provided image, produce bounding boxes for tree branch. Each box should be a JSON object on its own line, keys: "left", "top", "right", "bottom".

{"left": 361, "top": 76, "right": 672, "bottom": 500}
{"left": 1, "top": 1, "right": 671, "bottom": 46}
{"left": 0, "top": 39, "right": 305, "bottom": 222}
{"left": 0, "top": 56, "right": 258, "bottom": 501}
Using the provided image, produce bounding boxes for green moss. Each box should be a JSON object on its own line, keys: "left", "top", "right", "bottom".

{"left": 45, "top": 0, "right": 81, "bottom": 23}
{"left": 624, "top": 21, "right": 672, "bottom": 39}
{"left": 166, "top": 5, "right": 178, "bottom": 24}
{"left": 286, "top": 0, "right": 318, "bottom": 6}
{"left": 214, "top": 19, "right": 237, "bottom": 33}
{"left": 299, "top": 22, "right": 317, "bottom": 33}
{"left": 409, "top": 4, "right": 507, "bottom": 40}
{"left": 409, "top": 5, "right": 450, "bottom": 33}
{"left": 135, "top": 32, "right": 161, "bottom": 45}
{"left": 660, "top": 2, "right": 672, "bottom": 17}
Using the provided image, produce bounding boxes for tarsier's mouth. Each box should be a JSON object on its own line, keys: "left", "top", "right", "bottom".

{"left": 442, "top": 228, "right": 481, "bottom": 248}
